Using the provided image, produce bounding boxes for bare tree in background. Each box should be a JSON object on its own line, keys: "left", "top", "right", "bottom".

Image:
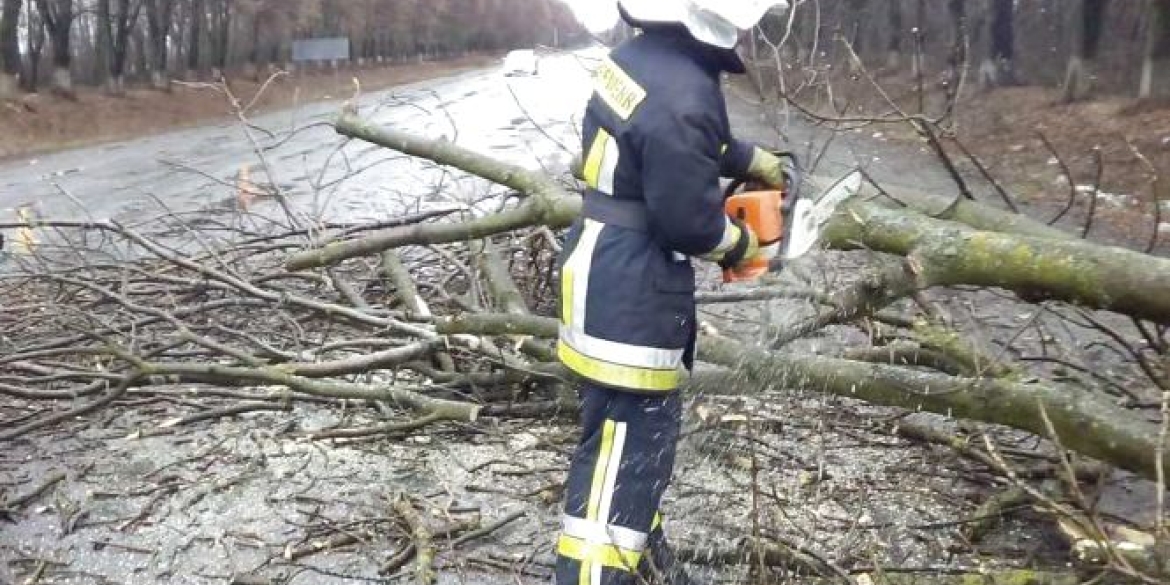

{"left": 185, "top": 0, "right": 202, "bottom": 79}
{"left": 207, "top": 0, "right": 229, "bottom": 78}
{"left": 1063, "top": 0, "right": 1107, "bottom": 102}
{"left": 885, "top": 0, "right": 904, "bottom": 69}
{"left": 1141, "top": 0, "right": 1170, "bottom": 98}
{"left": 35, "top": 0, "right": 74, "bottom": 94}
{"left": 97, "top": 0, "right": 143, "bottom": 95}
{"left": 0, "top": 0, "right": 19, "bottom": 98}
{"left": 144, "top": 0, "right": 174, "bottom": 89}
{"left": 980, "top": 0, "right": 1015, "bottom": 86}
{"left": 23, "top": 0, "right": 45, "bottom": 92}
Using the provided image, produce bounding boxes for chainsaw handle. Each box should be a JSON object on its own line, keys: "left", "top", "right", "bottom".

{"left": 723, "top": 151, "right": 801, "bottom": 199}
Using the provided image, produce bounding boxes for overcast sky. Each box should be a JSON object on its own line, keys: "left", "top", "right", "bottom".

{"left": 564, "top": 0, "right": 620, "bottom": 33}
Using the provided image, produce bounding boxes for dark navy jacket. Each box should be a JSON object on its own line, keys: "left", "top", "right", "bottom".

{"left": 557, "top": 30, "right": 756, "bottom": 393}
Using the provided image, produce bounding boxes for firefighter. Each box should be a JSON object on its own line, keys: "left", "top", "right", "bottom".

{"left": 555, "top": 1, "right": 792, "bottom": 584}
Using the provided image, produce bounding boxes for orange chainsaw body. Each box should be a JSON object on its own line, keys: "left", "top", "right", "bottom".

{"left": 722, "top": 189, "right": 784, "bottom": 283}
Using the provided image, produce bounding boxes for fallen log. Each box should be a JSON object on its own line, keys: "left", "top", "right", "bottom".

{"left": 827, "top": 202, "right": 1170, "bottom": 324}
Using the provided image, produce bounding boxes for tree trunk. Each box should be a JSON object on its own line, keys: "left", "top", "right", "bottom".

{"left": 844, "top": 0, "right": 868, "bottom": 69}
{"left": 23, "top": 0, "right": 44, "bottom": 92}
{"left": 1064, "top": 0, "right": 1107, "bottom": 102}
{"left": 0, "top": 0, "right": 20, "bottom": 99}
{"left": 980, "top": 0, "right": 1015, "bottom": 86}
{"left": 209, "top": 0, "right": 228, "bottom": 79}
{"left": 105, "top": 0, "right": 140, "bottom": 96}
{"left": 186, "top": 0, "right": 203, "bottom": 79}
{"left": 1141, "top": 0, "right": 1170, "bottom": 98}
{"left": 36, "top": 0, "right": 74, "bottom": 95}
{"left": 911, "top": 0, "right": 926, "bottom": 82}
{"left": 947, "top": 0, "right": 967, "bottom": 88}
{"left": 886, "top": 0, "right": 903, "bottom": 69}
{"left": 96, "top": 0, "right": 111, "bottom": 86}
{"left": 144, "top": 0, "right": 173, "bottom": 90}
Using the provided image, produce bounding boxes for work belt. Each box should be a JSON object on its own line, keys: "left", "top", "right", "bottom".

{"left": 582, "top": 190, "right": 650, "bottom": 232}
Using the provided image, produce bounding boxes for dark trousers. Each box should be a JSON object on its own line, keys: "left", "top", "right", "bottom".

{"left": 554, "top": 383, "right": 682, "bottom": 585}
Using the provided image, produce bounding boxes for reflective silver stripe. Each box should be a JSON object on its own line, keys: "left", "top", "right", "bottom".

{"left": 597, "top": 136, "right": 619, "bottom": 195}
{"left": 561, "top": 327, "right": 683, "bottom": 370}
{"left": 561, "top": 218, "right": 685, "bottom": 371}
{"left": 562, "top": 515, "right": 649, "bottom": 552}
{"left": 569, "top": 219, "right": 603, "bottom": 334}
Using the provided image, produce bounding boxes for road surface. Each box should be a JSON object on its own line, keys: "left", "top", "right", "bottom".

{"left": 0, "top": 49, "right": 959, "bottom": 235}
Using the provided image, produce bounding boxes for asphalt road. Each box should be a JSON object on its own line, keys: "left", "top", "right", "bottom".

{"left": 0, "top": 51, "right": 598, "bottom": 232}
{"left": 0, "top": 48, "right": 962, "bottom": 238}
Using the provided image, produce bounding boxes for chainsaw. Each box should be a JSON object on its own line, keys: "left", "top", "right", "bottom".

{"left": 722, "top": 154, "right": 863, "bottom": 283}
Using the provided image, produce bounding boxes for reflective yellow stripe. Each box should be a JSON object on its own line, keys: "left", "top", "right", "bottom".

{"left": 557, "top": 535, "right": 642, "bottom": 573}
{"left": 558, "top": 341, "right": 680, "bottom": 392}
{"left": 587, "top": 419, "right": 616, "bottom": 521}
{"left": 652, "top": 512, "right": 663, "bottom": 532}
{"left": 593, "top": 57, "right": 646, "bottom": 121}
{"left": 15, "top": 205, "right": 36, "bottom": 253}
{"left": 582, "top": 129, "right": 610, "bottom": 189}
{"left": 561, "top": 265, "right": 574, "bottom": 325}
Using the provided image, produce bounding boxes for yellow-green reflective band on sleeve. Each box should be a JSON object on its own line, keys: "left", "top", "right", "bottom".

{"left": 586, "top": 420, "right": 616, "bottom": 521}
{"left": 561, "top": 265, "right": 575, "bottom": 325}
{"left": 558, "top": 341, "right": 681, "bottom": 392}
{"left": 557, "top": 535, "right": 642, "bottom": 573}
{"left": 593, "top": 57, "right": 646, "bottom": 121}
{"left": 582, "top": 129, "right": 611, "bottom": 189}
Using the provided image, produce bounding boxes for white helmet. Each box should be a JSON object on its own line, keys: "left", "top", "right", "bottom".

{"left": 618, "top": 0, "right": 790, "bottom": 50}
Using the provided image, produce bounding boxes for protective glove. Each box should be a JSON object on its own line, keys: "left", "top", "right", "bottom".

{"left": 747, "top": 147, "right": 795, "bottom": 190}
{"left": 717, "top": 218, "right": 761, "bottom": 270}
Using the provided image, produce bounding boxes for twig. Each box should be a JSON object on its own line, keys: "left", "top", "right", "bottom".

{"left": 1039, "top": 132, "right": 1080, "bottom": 226}
{"left": 0, "top": 374, "right": 143, "bottom": 441}
{"left": 950, "top": 136, "right": 1020, "bottom": 213}
{"left": 303, "top": 411, "right": 445, "bottom": 441}
{"left": 450, "top": 510, "right": 526, "bottom": 548}
{"left": 393, "top": 496, "right": 437, "bottom": 585}
{"left": 1081, "top": 147, "right": 1103, "bottom": 239}
{"left": 0, "top": 471, "right": 67, "bottom": 514}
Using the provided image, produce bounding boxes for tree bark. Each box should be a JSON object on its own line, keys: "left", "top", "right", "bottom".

{"left": 911, "top": 0, "right": 926, "bottom": 80}
{"left": 980, "top": 0, "right": 1015, "bottom": 86}
{"left": 208, "top": 0, "right": 228, "bottom": 78}
{"left": 885, "top": 0, "right": 903, "bottom": 69}
{"left": 1141, "top": 0, "right": 1170, "bottom": 98}
{"left": 186, "top": 0, "right": 203, "bottom": 79}
{"left": 437, "top": 309, "right": 1169, "bottom": 482}
{"left": 1064, "top": 0, "right": 1107, "bottom": 102}
{"left": 946, "top": 0, "right": 967, "bottom": 88}
{"left": 825, "top": 201, "right": 1170, "bottom": 324}
{"left": 96, "top": 0, "right": 111, "bottom": 86}
{"left": 0, "top": 0, "right": 20, "bottom": 98}
{"left": 696, "top": 334, "right": 1168, "bottom": 482}
{"left": 144, "top": 0, "right": 173, "bottom": 90}
{"left": 23, "top": 0, "right": 45, "bottom": 92}
{"left": 36, "top": 0, "right": 74, "bottom": 94}
{"left": 99, "top": 0, "right": 140, "bottom": 95}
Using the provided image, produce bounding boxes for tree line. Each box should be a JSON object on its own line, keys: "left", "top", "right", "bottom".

{"left": 755, "top": 0, "right": 1170, "bottom": 102}
{"left": 0, "top": 0, "right": 584, "bottom": 98}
